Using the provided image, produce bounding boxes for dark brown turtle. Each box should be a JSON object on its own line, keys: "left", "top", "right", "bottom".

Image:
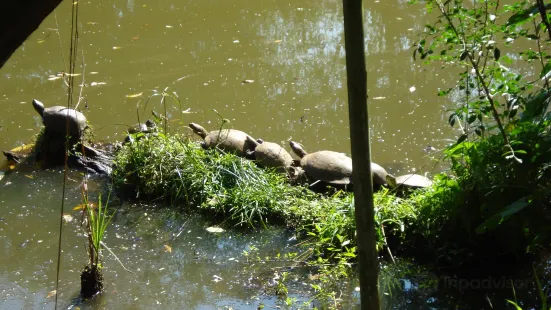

{"left": 246, "top": 136, "right": 293, "bottom": 171}
{"left": 32, "top": 99, "right": 87, "bottom": 138}
{"left": 189, "top": 123, "right": 255, "bottom": 157}
{"left": 289, "top": 141, "right": 352, "bottom": 185}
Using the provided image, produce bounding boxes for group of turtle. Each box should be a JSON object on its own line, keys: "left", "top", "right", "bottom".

{"left": 188, "top": 123, "right": 433, "bottom": 191}
{"left": 19, "top": 99, "right": 432, "bottom": 189}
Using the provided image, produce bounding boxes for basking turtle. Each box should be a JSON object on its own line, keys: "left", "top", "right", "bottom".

{"left": 127, "top": 119, "right": 157, "bottom": 134}
{"left": 371, "top": 162, "right": 389, "bottom": 187}
{"left": 189, "top": 123, "right": 255, "bottom": 157}
{"left": 246, "top": 136, "right": 293, "bottom": 171}
{"left": 124, "top": 119, "right": 157, "bottom": 144}
{"left": 32, "top": 99, "right": 87, "bottom": 138}
{"left": 386, "top": 173, "right": 432, "bottom": 190}
{"left": 289, "top": 141, "right": 352, "bottom": 185}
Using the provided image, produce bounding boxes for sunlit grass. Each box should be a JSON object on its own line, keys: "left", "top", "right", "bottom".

{"left": 112, "top": 133, "right": 419, "bottom": 258}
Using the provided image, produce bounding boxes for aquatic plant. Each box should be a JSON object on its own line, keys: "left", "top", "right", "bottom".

{"left": 79, "top": 187, "right": 115, "bottom": 297}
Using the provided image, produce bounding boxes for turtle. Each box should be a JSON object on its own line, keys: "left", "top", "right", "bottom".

{"left": 386, "top": 173, "right": 432, "bottom": 190}
{"left": 245, "top": 136, "right": 294, "bottom": 171}
{"left": 289, "top": 141, "right": 353, "bottom": 185}
{"left": 124, "top": 119, "right": 158, "bottom": 144}
{"left": 127, "top": 119, "right": 157, "bottom": 134}
{"left": 32, "top": 99, "right": 87, "bottom": 138}
{"left": 189, "top": 123, "right": 255, "bottom": 157}
{"left": 371, "top": 162, "right": 389, "bottom": 187}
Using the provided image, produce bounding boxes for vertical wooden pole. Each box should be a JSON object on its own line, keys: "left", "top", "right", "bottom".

{"left": 341, "top": 0, "right": 380, "bottom": 309}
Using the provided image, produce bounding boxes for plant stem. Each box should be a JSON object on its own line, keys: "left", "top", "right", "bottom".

{"left": 536, "top": 0, "right": 551, "bottom": 41}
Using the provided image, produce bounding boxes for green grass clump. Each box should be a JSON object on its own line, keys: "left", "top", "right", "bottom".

{"left": 113, "top": 133, "right": 299, "bottom": 227}
{"left": 112, "top": 133, "right": 419, "bottom": 259}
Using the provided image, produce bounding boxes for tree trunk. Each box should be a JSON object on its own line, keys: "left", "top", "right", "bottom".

{"left": 341, "top": 0, "right": 380, "bottom": 309}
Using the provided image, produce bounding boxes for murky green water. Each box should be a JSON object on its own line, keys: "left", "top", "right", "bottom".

{"left": 0, "top": 170, "right": 319, "bottom": 309}
{"left": 0, "top": 0, "right": 455, "bottom": 175}
{"left": 3, "top": 0, "right": 545, "bottom": 309}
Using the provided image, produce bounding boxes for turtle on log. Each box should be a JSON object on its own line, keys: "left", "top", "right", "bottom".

{"left": 189, "top": 123, "right": 255, "bottom": 158}
{"left": 32, "top": 99, "right": 87, "bottom": 139}
{"left": 246, "top": 136, "right": 294, "bottom": 172}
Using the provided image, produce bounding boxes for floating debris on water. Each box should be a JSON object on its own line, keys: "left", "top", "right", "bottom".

{"left": 242, "top": 79, "right": 254, "bottom": 84}
{"left": 206, "top": 226, "right": 225, "bottom": 233}
{"left": 212, "top": 275, "right": 223, "bottom": 283}
{"left": 126, "top": 92, "right": 143, "bottom": 98}
{"left": 62, "top": 214, "right": 73, "bottom": 223}
{"left": 46, "top": 290, "right": 57, "bottom": 298}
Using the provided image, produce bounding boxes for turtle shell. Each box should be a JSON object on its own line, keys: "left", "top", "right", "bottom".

{"left": 128, "top": 120, "right": 156, "bottom": 134}
{"left": 371, "top": 162, "right": 388, "bottom": 186}
{"left": 204, "top": 129, "right": 253, "bottom": 157}
{"left": 254, "top": 141, "right": 293, "bottom": 171}
{"left": 393, "top": 174, "right": 432, "bottom": 189}
{"left": 128, "top": 123, "right": 148, "bottom": 134}
{"left": 300, "top": 151, "right": 352, "bottom": 185}
{"left": 42, "top": 106, "right": 87, "bottom": 136}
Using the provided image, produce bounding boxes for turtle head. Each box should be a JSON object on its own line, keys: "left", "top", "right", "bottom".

{"left": 245, "top": 135, "right": 260, "bottom": 147}
{"left": 145, "top": 119, "right": 156, "bottom": 128}
{"left": 189, "top": 123, "right": 208, "bottom": 139}
{"left": 32, "top": 99, "right": 45, "bottom": 117}
{"left": 385, "top": 174, "right": 397, "bottom": 189}
{"left": 289, "top": 141, "right": 308, "bottom": 158}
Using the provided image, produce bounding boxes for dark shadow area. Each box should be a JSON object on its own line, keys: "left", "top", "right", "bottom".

{"left": 0, "top": 0, "right": 62, "bottom": 68}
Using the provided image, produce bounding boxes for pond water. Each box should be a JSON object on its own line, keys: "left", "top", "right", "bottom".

{"left": 0, "top": 0, "right": 546, "bottom": 309}
{"left": 0, "top": 0, "right": 456, "bottom": 175}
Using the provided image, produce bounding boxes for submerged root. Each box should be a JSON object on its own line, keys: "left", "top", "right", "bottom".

{"left": 80, "top": 265, "right": 104, "bottom": 298}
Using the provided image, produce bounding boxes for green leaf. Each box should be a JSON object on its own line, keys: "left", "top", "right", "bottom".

{"left": 476, "top": 198, "right": 530, "bottom": 234}
{"left": 448, "top": 113, "right": 456, "bottom": 127}
{"left": 505, "top": 300, "right": 523, "bottom": 310}
{"left": 506, "top": 4, "right": 546, "bottom": 27}
{"left": 456, "top": 134, "right": 468, "bottom": 144}
{"left": 540, "top": 63, "right": 551, "bottom": 79}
